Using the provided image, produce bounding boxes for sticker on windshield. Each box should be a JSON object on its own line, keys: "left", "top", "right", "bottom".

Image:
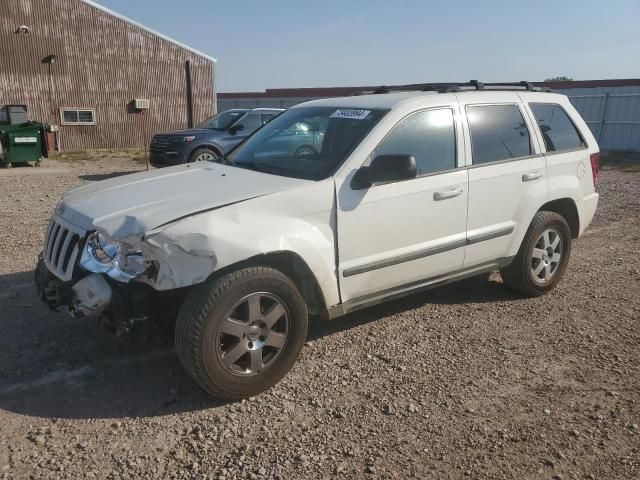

{"left": 330, "top": 109, "right": 371, "bottom": 120}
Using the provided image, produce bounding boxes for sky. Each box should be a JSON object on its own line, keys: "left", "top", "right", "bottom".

{"left": 96, "top": 0, "right": 640, "bottom": 92}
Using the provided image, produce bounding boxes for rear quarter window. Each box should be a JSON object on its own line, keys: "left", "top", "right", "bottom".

{"left": 529, "top": 103, "right": 586, "bottom": 152}
{"left": 466, "top": 104, "right": 532, "bottom": 164}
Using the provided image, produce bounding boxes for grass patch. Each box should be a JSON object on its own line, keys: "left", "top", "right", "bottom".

{"left": 50, "top": 149, "right": 148, "bottom": 165}
{"left": 601, "top": 150, "right": 640, "bottom": 172}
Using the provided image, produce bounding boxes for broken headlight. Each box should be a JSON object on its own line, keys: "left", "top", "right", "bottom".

{"left": 80, "top": 231, "right": 148, "bottom": 282}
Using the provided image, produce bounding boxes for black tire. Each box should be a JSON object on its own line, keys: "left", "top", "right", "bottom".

{"left": 294, "top": 145, "right": 315, "bottom": 156}
{"left": 187, "top": 147, "right": 219, "bottom": 163}
{"left": 175, "top": 266, "right": 308, "bottom": 399}
{"left": 501, "top": 211, "right": 572, "bottom": 297}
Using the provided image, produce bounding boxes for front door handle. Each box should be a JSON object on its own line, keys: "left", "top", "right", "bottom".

{"left": 522, "top": 171, "right": 543, "bottom": 182}
{"left": 434, "top": 187, "right": 463, "bottom": 201}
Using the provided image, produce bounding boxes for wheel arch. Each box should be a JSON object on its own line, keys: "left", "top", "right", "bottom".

{"left": 206, "top": 250, "right": 327, "bottom": 316}
{"left": 187, "top": 143, "right": 223, "bottom": 161}
{"left": 538, "top": 197, "right": 580, "bottom": 238}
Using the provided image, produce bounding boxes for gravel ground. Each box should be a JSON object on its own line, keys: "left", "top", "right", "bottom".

{"left": 0, "top": 159, "right": 638, "bottom": 479}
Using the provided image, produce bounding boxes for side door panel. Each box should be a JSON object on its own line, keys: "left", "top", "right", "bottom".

{"left": 338, "top": 169, "right": 468, "bottom": 300}
{"left": 336, "top": 104, "right": 469, "bottom": 302}
{"left": 465, "top": 156, "right": 548, "bottom": 264}
{"left": 460, "top": 99, "right": 549, "bottom": 266}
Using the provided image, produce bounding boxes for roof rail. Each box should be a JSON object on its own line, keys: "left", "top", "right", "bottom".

{"left": 368, "top": 80, "right": 546, "bottom": 95}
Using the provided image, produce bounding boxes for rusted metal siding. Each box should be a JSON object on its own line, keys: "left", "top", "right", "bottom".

{"left": 0, "top": 0, "right": 215, "bottom": 150}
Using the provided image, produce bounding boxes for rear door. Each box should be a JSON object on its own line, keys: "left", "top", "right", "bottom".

{"left": 459, "top": 95, "right": 548, "bottom": 267}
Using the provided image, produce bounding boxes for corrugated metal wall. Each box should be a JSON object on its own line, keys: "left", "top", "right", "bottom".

{"left": 218, "top": 96, "right": 321, "bottom": 111}
{"left": 219, "top": 86, "right": 640, "bottom": 152}
{"left": 558, "top": 86, "right": 640, "bottom": 151}
{"left": 0, "top": 0, "right": 215, "bottom": 150}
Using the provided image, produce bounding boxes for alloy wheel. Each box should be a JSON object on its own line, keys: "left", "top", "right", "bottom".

{"left": 195, "top": 151, "right": 217, "bottom": 162}
{"left": 531, "top": 228, "right": 563, "bottom": 284}
{"left": 216, "top": 292, "right": 290, "bottom": 376}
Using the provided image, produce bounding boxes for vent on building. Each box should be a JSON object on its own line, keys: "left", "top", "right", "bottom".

{"left": 60, "top": 108, "right": 96, "bottom": 125}
{"left": 134, "top": 99, "right": 150, "bottom": 110}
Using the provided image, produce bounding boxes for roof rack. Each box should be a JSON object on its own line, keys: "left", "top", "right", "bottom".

{"left": 368, "top": 80, "right": 547, "bottom": 95}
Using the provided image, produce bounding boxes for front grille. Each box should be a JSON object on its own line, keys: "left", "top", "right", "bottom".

{"left": 43, "top": 218, "right": 84, "bottom": 281}
{"left": 150, "top": 135, "right": 173, "bottom": 154}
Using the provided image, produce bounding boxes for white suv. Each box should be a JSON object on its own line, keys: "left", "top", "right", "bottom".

{"left": 35, "top": 81, "right": 600, "bottom": 399}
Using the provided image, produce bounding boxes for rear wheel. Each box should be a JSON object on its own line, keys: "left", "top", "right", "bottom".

{"left": 175, "top": 266, "right": 308, "bottom": 399}
{"left": 501, "top": 211, "right": 572, "bottom": 297}
{"left": 188, "top": 147, "right": 219, "bottom": 163}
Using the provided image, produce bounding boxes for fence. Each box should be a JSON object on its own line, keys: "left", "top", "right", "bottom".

{"left": 218, "top": 84, "right": 640, "bottom": 152}
{"left": 561, "top": 88, "right": 640, "bottom": 151}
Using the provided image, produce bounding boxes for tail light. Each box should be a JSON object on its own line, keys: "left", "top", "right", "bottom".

{"left": 590, "top": 152, "right": 600, "bottom": 189}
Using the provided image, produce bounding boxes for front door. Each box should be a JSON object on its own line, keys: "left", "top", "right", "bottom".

{"left": 336, "top": 107, "right": 469, "bottom": 301}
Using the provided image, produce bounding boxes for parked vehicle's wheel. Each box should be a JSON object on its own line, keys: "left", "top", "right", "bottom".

{"left": 188, "top": 148, "right": 219, "bottom": 163}
{"left": 501, "top": 211, "right": 572, "bottom": 297}
{"left": 294, "top": 145, "right": 315, "bottom": 156}
{"left": 175, "top": 266, "right": 308, "bottom": 399}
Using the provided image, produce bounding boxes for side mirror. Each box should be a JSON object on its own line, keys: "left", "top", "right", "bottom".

{"left": 229, "top": 123, "right": 245, "bottom": 134}
{"left": 352, "top": 154, "right": 417, "bottom": 189}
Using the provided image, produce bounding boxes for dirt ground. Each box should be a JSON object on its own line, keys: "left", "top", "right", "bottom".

{"left": 0, "top": 158, "right": 638, "bottom": 479}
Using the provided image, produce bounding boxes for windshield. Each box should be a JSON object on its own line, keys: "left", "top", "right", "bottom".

{"left": 228, "top": 107, "right": 387, "bottom": 180}
{"left": 197, "top": 110, "right": 246, "bottom": 130}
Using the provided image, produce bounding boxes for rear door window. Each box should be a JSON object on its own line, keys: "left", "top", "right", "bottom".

{"left": 466, "top": 104, "right": 532, "bottom": 164}
{"left": 530, "top": 103, "right": 586, "bottom": 152}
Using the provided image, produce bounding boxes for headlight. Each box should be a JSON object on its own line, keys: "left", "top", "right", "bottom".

{"left": 80, "top": 231, "right": 149, "bottom": 282}
{"left": 85, "top": 232, "right": 118, "bottom": 268}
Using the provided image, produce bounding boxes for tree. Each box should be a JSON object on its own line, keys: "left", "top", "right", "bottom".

{"left": 544, "top": 76, "right": 573, "bottom": 82}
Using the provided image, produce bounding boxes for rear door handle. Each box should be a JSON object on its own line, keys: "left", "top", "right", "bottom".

{"left": 522, "top": 171, "right": 543, "bottom": 182}
{"left": 434, "top": 187, "right": 463, "bottom": 201}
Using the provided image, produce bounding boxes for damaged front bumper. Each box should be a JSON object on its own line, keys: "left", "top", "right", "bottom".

{"left": 34, "top": 256, "right": 180, "bottom": 335}
{"left": 35, "top": 256, "right": 112, "bottom": 317}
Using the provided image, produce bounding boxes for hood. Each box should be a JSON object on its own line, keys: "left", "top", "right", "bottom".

{"left": 59, "top": 163, "right": 310, "bottom": 238}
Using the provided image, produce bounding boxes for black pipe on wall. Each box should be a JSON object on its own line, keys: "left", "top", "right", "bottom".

{"left": 185, "top": 59, "right": 194, "bottom": 128}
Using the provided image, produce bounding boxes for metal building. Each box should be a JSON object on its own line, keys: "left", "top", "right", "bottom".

{"left": 219, "top": 80, "right": 640, "bottom": 152}
{"left": 0, "top": 0, "right": 216, "bottom": 151}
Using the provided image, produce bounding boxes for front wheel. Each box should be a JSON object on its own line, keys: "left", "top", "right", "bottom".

{"left": 188, "top": 147, "right": 219, "bottom": 163}
{"left": 501, "top": 211, "right": 572, "bottom": 297}
{"left": 175, "top": 267, "right": 308, "bottom": 399}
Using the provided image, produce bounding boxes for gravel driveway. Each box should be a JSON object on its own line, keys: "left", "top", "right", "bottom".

{"left": 0, "top": 159, "right": 638, "bottom": 479}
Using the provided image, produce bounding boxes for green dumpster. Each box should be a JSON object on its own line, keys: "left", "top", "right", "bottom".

{"left": 0, "top": 105, "right": 46, "bottom": 167}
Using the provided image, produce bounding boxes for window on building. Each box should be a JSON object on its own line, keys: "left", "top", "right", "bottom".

{"left": 530, "top": 103, "right": 586, "bottom": 152}
{"left": 467, "top": 104, "right": 531, "bottom": 164}
{"left": 60, "top": 108, "right": 96, "bottom": 125}
{"left": 373, "top": 108, "right": 456, "bottom": 176}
